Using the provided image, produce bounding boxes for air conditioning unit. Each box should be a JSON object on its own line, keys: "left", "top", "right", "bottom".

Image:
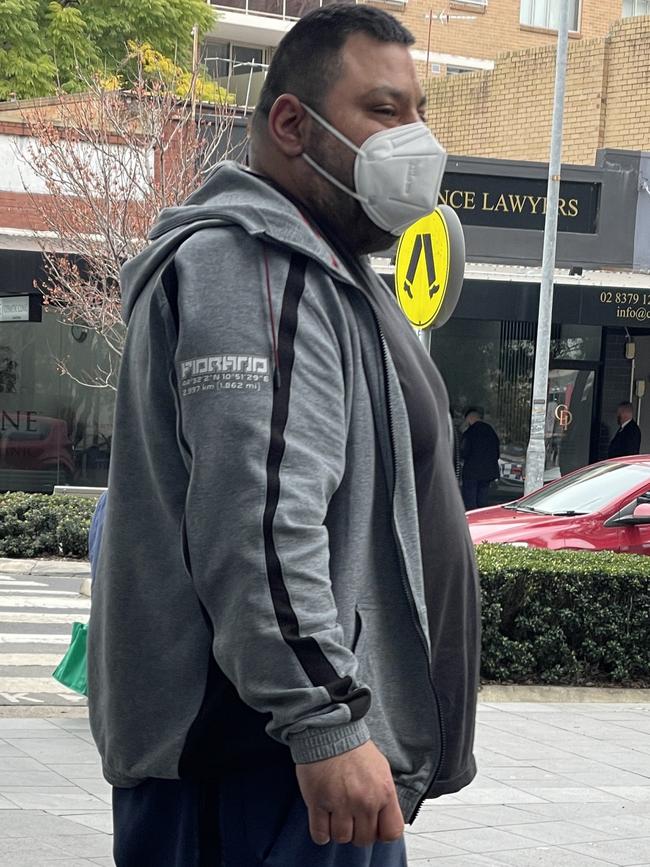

{"left": 453, "top": 0, "right": 488, "bottom": 7}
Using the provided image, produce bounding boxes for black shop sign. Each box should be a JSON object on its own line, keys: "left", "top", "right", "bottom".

{"left": 438, "top": 173, "right": 601, "bottom": 234}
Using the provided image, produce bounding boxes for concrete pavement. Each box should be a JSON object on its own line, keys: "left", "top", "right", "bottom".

{"left": 0, "top": 702, "right": 647, "bottom": 865}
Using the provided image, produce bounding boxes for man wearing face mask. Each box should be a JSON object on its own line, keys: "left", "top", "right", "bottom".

{"left": 87, "top": 6, "right": 480, "bottom": 866}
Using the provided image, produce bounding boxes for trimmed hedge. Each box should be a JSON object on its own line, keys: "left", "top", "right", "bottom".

{"left": 477, "top": 543, "right": 650, "bottom": 687}
{"left": 0, "top": 492, "right": 96, "bottom": 559}
{"left": 0, "top": 495, "right": 648, "bottom": 687}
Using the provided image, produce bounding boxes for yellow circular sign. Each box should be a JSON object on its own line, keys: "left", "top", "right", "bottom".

{"left": 395, "top": 209, "right": 451, "bottom": 329}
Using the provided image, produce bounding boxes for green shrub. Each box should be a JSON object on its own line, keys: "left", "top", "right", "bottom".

{"left": 0, "top": 492, "right": 95, "bottom": 559}
{"left": 0, "top": 496, "right": 648, "bottom": 687}
{"left": 477, "top": 543, "right": 650, "bottom": 687}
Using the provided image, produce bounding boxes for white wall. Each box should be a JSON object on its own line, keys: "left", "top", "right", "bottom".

{"left": 0, "top": 134, "right": 153, "bottom": 197}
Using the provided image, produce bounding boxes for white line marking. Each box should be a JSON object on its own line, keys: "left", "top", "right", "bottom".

{"left": 0, "top": 634, "right": 71, "bottom": 644}
{"left": 0, "top": 597, "right": 90, "bottom": 610}
{"left": 0, "top": 653, "right": 63, "bottom": 666}
{"left": 0, "top": 613, "right": 89, "bottom": 624}
{"left": 0, "top": 589, "right": 80, "bottom": 596}
{"left": 0, "top": 677, "right": 79, "bottom": 692}
{"left": 0, "top": 580, "right": 48, "bottom": 587}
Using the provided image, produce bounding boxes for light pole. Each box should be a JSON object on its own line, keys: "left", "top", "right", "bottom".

{"left": 523, "top": 0, "right": 571, "bottom": 496}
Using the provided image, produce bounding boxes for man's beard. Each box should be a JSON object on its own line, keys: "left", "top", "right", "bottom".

{"left": 303, "top": 129, "right": 395, "bottom": 255}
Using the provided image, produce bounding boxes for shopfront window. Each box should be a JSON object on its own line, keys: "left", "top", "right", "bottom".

{"left": 431, "top": 319, "right": 602, "bottom": 503}
{"left": 0, "top": 309, "right": 114, "bottom": 493}
{"left": 431, "top": 319, "right": 536, "bottom": 499}
{"left": 551, "top": 324, "right": 601, "bottom": 362}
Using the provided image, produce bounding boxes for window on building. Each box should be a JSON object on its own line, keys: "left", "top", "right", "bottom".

{"left": 520, "top": 0, "right": 580, "bottom": 31}
{"left": 0, "top": 306, "right": 115, "bottom": 492}
{"left": 204, "top": 41, "right": 270, "bottom": 110}
{"left": 447, "top": 65, "right": 475, "bottom": 75}
{"left": 623, "top": 0, "right": 650, "bottom": 16}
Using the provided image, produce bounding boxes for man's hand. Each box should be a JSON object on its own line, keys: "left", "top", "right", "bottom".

{"left": 295, "top": 740, "right": 404, "bottom": 848}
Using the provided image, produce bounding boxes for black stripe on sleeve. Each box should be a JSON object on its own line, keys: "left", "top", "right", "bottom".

{"left": 262, "top": 254, "right": 370, "bottom": 720}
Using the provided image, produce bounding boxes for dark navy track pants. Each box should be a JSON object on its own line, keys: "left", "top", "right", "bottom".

{"left": 112, "top": 762, "right": 408, "bottom": 867}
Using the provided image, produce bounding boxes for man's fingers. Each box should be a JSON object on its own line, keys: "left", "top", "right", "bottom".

{"left": 352, "top": 812, "right": 378, "bottom": 848}
{"left": 330, "top": 813, "right": 354, "bottom": 845}
{"left": 308, "top": 807, "right": 331, "bottom": 846}
{"left": 377, "top": 796, "right": 405, "bottom": 843}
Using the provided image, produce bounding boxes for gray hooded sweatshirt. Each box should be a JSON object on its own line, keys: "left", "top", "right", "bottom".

{"left": 87, "top": 162, "right": 480, "bottom": 823}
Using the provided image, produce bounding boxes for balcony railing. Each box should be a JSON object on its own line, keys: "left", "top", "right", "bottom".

{"left": 209, "top": 0, "right": 355, "bottom": 22}
{"left": 205, "top": 57, "right": 269, "bottom": 112}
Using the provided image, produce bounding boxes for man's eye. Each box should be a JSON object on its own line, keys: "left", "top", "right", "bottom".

{"left": 374, "top": 107, "right": 396, "bottom": 116}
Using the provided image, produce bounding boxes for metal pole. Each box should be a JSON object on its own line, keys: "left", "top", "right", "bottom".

{"left": 425, "top": 11, "right": 433, "bottom": 81}
{"left": 523, "top": 0, "right": 571, "bottom": 496}
{"left": 418, "top": 329, "right": 431, "bottom": 353}
{"left": 191, "top": 24, "right": 200, "bottom": 117}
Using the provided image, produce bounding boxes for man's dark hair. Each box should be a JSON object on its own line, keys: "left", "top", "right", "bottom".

{"left": 464, "top": 407, "right": 484, "bottom": 419}
{"left": 252, "top": 5, "right": 414, "bottom": 131}
{"left": 618, "top": 401, "right": 634, "bottom": 411}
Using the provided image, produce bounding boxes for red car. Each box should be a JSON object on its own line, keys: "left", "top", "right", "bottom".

{"left": 467, "top": 456, "right": 650, "bottom": 555}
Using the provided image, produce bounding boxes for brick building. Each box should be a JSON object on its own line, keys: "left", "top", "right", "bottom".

{"left": 425, "top": 14, "right": 650, "bottom": 164}
{"left": 203, "top": 0, "right": 647, "bottom": 108}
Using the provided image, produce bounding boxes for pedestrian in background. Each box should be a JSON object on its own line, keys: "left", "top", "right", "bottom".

{"left": 461, "top": 407, "right": 500, "bottom": 510}
{"left": 87, "top": 7, "right": 480, "bottom": 866}
{"left": 608, "top": 400, "right": 642, "bottom": 458}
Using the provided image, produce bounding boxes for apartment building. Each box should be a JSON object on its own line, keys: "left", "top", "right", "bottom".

{"left": 202, "top": 0, "right": 648, "bottom": 110}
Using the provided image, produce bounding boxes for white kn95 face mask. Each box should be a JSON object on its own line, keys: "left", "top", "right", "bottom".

{"left": 301, "top": 102, "right": 447, "bottom": 236}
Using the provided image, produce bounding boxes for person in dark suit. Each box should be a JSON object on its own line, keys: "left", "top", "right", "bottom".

{"left": 461, "top": 407, "right": 501, "bottom": 510}
{"left": 608, "top": 401, "right": 641, "bottom": 458}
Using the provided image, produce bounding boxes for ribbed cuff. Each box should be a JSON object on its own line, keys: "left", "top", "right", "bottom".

{"left": 288, "top": 719, "right": 371, "bottom": 764}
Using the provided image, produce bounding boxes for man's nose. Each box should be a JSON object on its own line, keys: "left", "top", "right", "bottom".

{"left": 404, "top": 108, "right": 424, "bottom": 125}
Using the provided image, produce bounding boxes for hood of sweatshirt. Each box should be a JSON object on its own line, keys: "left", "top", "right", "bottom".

{"left": 120, "top": 161, "right": 362, "bottom": 324}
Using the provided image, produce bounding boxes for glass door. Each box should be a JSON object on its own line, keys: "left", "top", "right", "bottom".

{"left": 546, "top": 366, "right": 596, "bottom": 480}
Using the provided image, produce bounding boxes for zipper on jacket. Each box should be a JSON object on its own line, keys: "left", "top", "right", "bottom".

{"left": 375, "top": 322, "right": 448, "bottom": 822}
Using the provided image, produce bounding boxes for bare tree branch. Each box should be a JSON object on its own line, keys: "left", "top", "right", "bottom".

{"left": 17, "top": 66, "right": 237, "bottom": 390}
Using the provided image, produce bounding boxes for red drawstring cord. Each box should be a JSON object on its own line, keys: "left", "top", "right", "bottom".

{"left": 264, "top": 248, "right": 281, "bottom": 390}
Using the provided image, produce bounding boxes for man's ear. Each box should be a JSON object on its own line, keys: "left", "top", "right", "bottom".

{"left": 267, "top": 94, "right": 308, "bottom": 157}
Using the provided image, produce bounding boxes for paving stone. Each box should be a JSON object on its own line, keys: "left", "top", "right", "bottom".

{"left": 504, "top": 786, "right": 622, "bottom": 803}
{"left": 404, "top": 835, "right": 467, "bottom": 859}
{"left": 421, "top": 826, "right": 543, "bottom": 853}
{"left": 4, "top": 738, "right": 98, "bottom": 763}
{"left": 45, "top": 764, "right": 104, "bottom": 782}
{"left": 2, "top": 789, "right": 108, "bottom": 812}
{"left": 59, "top": 813, "right": 113, "bottom": 835}
{"left": 0, "top": 757, "right": 52, "bottom": 771}
{"left": 409, "top": 808, "right": 480, "bottom": 833}
{"left": 38, "top": 834, "right": 113, "bottom": 859}
{"left": 0, "top": 742, "right": 27, "bottom": 757}
{"left": 568, "top": 811, "right": 650, "bottom": 837}
{"left": 0, "top": 811, "right": 96, "bottom": 837}
{"left": 437, "top": 805, "right": 564, "bottom": 827}
{"left": 491, "top": 820, "right": 614, "bottom": 846}
{"left": 598, "top": 786, "right": 650, "bottom": 801}
{"left": 406, "top": 857, "right": 504, "bottom": 866}
{"left": 487, "top": 847, "right": 619, "bottom": 866}
{"left": 0, "top": 770, "right": 74, "bottom": 788}
{"left": 449, "top": 786, "right": 549, "bottom": 805}
{"left": 565, "top": 837, "right": 650, "bottom": 866}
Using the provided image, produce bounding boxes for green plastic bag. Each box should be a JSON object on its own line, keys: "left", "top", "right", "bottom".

{"left": 52, "top": 622, "right": 88, "bottom": 696}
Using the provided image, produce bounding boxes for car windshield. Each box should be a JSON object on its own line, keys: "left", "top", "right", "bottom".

{"left": 509, "top": 461, "right": 650, "bottom": 516}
